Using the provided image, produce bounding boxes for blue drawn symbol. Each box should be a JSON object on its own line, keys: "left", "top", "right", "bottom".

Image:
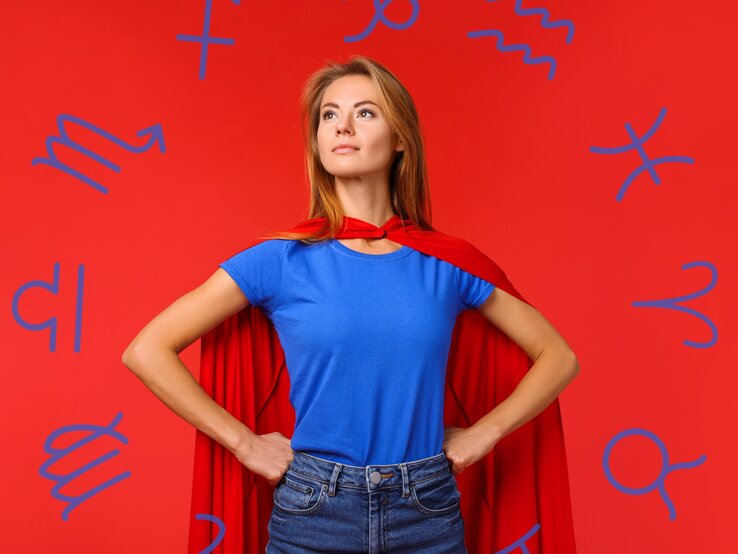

{"left": 469, "top": 0, "right": 575, "bottom": 80}
{"left": 493, "top": 523, "right": 541, "bottom": 554}
{"left": 194, "top": 513, "right": 227, "bottom": 554}
{"left": 31, "top": 114, "right": 165, "bottom": 195}
{"left": 633, "top": 262, "right": 717, "bottom": 348}
{"left": 487, "top": 0, "right": 574, "bottom": 43}
{"left": 467, "top": 29, "right": 557, "bottom": 79}
{"left": 589, "top": 107, "right": 695, "bottom": 201}
{"left": 176, "top": 0, "right": 241, "bottom": 79}
{"left": 603, "top": 428, "right": 707, "bottom": 520}
{"left": 344, "top": 0, "right": 420, "bottom": 43}
{"left": 632, "top": 260, "right": 718, "bottom": 348}
{"left": 38, "top": 412, "right": 132, "bottom": 520}
{"left": 12, "top": 262, "right": 85, "bottom": 352}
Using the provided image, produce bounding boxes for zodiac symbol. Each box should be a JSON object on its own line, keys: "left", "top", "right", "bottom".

{"left": 487, "top": 0, "right": 574, "bottom": 43}
{"left": 38, "top": 412, "right": 131, "bottom": 520}
{"left": 12, "top": 262, "right": 85, "bottom": 352}
{"left": 603, "top": 428, "right": 707, "bottom": 520}
{"left": 590, "top": 107, "right": 695, "bottom": 201}
{"left": 632, "top": 260, "right": 717, "bottom": 348}
{"left": 469, "top": 0, "right": 575, "bottom": 79}
{"left": 467, "top": 29, "right": 557, "bottom": 79}
{"left": 177, "top": 0, "right": 241, "bottom": 79}
{"left": 344, "top": 0, "right": 420, "bottom": 43}
{"left": 493, "top": 523, "right": 541, "bottom": 554}
{"left": 32, "top": 114, "right": 165, "bottom": 194}
{"left": 193, "top": 513, "right": 227, "bottom": 554}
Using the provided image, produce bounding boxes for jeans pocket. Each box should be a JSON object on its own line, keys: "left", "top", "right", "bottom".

{"left": 410, "top": 472, "right": 461, "bottom": 516}
{"left": 272, "top": 470, "right": 327, "bottom": 515}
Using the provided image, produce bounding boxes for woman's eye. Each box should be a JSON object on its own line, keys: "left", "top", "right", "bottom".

{"left": 321, "top": 109, "right": 375, "bottom": 120}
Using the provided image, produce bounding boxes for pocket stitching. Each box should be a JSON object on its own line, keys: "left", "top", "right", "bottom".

{"left": 284, "top": 476, "right": 313, "bottom": 497}
{"left": 273, "top": 475, "right": 327, "bottom": 515}
{"left": 409, "top": 475, "right": 461, "bottom": 516}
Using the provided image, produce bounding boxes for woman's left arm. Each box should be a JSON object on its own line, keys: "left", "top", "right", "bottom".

{"left": 443, "top": 287, "right": 580, "bottom": 474}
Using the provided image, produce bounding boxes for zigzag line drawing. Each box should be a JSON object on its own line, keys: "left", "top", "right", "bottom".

{"left": 487, "top": 0, "right": 575, "bottom": 43}
{"left": 467, "top": 29, "right": 557, "bottom": 79}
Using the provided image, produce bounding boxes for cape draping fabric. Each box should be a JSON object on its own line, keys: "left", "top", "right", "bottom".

{"left": 187, "top": 214, "right": 577, "bottom": 554}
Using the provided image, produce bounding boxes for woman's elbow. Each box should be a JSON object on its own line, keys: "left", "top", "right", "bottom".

{"left": 121, "top": 340, "right": 154, "bottom": 372}
{"left": 568, "top": 351, "right": 581, "bottom": 378}
{"left": 121, "top": 343, "right": 140, "bottom": 371}
{"left": 555, "top": 347, "right": 580, "bottom": 379}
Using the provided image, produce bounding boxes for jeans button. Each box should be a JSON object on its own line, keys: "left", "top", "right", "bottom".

{"left": 370, "top": 471, "right": 382, "bottom": 484}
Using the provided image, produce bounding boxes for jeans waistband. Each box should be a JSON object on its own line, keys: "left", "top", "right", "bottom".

{"left": 287, "top": 450, "right": 453, "bottom": 495}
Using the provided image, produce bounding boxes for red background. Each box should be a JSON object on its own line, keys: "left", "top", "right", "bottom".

{"left": 2, "top": 0, "right": 736, "bottom": 552}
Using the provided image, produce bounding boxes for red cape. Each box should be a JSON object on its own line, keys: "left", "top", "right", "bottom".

{"left": 187, "top": 215, "right": 577, "bottom": 553}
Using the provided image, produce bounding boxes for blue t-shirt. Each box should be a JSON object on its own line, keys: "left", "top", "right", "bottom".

{"left": 219, "top": 238, "right": 495, "bottom": 466}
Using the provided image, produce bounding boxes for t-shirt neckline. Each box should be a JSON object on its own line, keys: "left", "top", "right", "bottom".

{"left": 330, "top": 239, "right": 413, "bottom": 261}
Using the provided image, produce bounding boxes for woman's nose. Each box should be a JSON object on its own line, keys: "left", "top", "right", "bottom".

{"left": 336, "top": 120, "right": 353, "bottom": 133}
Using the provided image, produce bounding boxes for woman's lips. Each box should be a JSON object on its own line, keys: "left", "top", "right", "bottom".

{"left": 333, "top": 147, "right": 358, "bottom": 153}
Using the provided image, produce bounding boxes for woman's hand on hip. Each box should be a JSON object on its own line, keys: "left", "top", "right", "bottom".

{"left": 234, "top": 431, "right": 294, "bottom": 486}
{"left": 442, "top": 425, "right": 496, "bottom": 476}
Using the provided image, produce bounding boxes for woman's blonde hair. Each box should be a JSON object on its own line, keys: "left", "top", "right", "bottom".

{"left": 259, "top": 55, "right": 435, "bottom": 243}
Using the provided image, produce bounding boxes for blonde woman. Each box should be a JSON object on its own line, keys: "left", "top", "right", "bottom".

{"left": 123, "top": 56, "right": 579, "bottom": 553}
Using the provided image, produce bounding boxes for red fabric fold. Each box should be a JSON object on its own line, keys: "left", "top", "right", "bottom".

{"left": 187, "top": 215, "right": 577, "bottom": 553}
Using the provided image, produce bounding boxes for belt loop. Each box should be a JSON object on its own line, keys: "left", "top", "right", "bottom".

{"left": 400, "top": 463, "right": 410, "bottom": 498}
{"left": 328, "top": 463, "right": 342, "bottom": 496}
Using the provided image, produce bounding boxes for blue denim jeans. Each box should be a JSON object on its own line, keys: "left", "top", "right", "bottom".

{"left": 266, "top": 450, "right": 467, "bottom": 553}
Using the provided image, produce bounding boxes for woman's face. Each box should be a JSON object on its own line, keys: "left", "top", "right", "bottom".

{"left": 317, "top": 74, "right": 403, "bottom": 179}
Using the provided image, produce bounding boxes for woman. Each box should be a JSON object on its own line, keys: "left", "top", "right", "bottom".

{"left": 122, "top": 56, "right": 579, "bottom": 553}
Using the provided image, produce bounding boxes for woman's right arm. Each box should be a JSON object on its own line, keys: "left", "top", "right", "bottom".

{"left": 121, "top": 267, "right": 293, "bottom": 486}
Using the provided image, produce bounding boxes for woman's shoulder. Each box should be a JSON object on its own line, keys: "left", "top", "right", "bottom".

{"left": 221, "top": 238, "right": 290, "bottom": 267}
{"left": 237, "top": 237, "right": 333, "bottom": 260}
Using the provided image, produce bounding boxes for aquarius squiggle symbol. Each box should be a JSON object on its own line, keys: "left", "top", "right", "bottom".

{"left": 603, "top": 428, "right": 707, "bottom": 520}
{"left": 632, "top": 260, "right": 717, "bottom": 348}
{"left": 12, "top": 262, "right": 85, "bottom": 352}
{"left": 590, "top": 107, "right": 695, "bottom": 201}
{"left": 194, "top": 513, "right": 226, "bottom": 554}
{"left": 487, "top": 0, "right": 574, "bottom": 43}
{"left": 344, "top": 0, "right": 420, "bottom": 43}
{"left": 469, "top": 0, "right": 575, "bottom": 79}
{"left": 493, "top": 523, "right": 541, "bottom": 554}
{"left": 38, "top": 412, "right": 131, "bottom": 520}
{"left": 467, "top": 29, "right": 556, "bottom": 79}
{"left": 31, "top": 114, "right": 165, "bottom": 194}
{"left": 176, "top": 0, "right": 241, "bottom": 80}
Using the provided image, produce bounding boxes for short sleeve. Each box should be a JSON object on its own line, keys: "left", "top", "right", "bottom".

{"left": 219, "top": 239, "right": 288, "bottom": 313}
{"left": 457, "top": 266, "right": 496, "bottom": 313}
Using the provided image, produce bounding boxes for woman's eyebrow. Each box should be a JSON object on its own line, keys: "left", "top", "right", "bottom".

{"left": 320, "top": 100, "right": 380, "bottom": 110}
